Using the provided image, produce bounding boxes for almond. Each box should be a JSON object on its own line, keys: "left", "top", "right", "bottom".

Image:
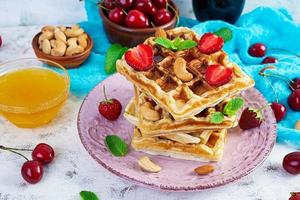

{"left": 194, "top": 164, "right": 214, "bottom": 175}
{"left": 155, "top": 28, "right": 167, "bottom": 38}
{"left": 295, "top": 120, "right": 300, "bottom": 130}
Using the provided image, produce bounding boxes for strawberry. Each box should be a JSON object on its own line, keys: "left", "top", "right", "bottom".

{"left": 124, "top": 44, "right": 154, "bottom": 71}
{"left": 289, "top": 193, "right": 300, "bottom": 200}
{"left": 239, "top": 107, "right": 263, "bottom": 130}
{"left": 98, "top": 86, "right": 122, "bottom": 121}
{"left": 198, "top": 33, "right": 224, "bottom": 54}
{"left": 205, "top": 64, "right": 233, "bottom": 86}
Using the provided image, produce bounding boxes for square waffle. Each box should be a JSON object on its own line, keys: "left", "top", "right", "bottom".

{"left": 117, "top": 27, "right": 254, "bottom": 120}
{"left": 124, "top": 87, "right": 237, "bottom": 136}
{"left": 131, "top": 128, "right": 227, "bottom": 162}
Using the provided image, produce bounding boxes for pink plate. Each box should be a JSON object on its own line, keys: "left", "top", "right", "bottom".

{"left": 77, "top": 74, "right": 277, "bottom": 191}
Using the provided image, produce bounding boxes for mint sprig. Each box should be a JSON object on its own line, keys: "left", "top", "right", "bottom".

{"left": 105, "top": 44, "right": 128, "bottom": 74}
{"left": 80, "top": 191, "right": 99, "bottom": 200}
{"left": 154, "top": 37, "right": 197, "bottom": 51}
{"left": 105, "top": 135, "right": 128, "bottom": 157}
{"left": 214, "top": 27, "right": 233, "bottom": 43}
{"left": 210, "top": 98, "right": 244, "bottom": 124}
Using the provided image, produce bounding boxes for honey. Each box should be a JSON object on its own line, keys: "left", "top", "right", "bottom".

{"left": 0, "top": 67, "right": 69, "bottom": 128}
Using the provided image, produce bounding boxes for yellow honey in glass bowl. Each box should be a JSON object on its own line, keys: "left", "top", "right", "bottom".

{"left": 0, "top": 58, "right": 69, "bottom": 128}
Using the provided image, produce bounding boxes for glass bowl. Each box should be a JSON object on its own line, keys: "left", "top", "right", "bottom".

{"left": 0, "top": 58, "right": 70, "bottom": 128}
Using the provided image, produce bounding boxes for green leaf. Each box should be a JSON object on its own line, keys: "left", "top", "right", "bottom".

{"left": 214, "top": 27, "right": 233, "bottom": 43}
{"left": 223, "top": 98, "right": 244, "bottom": 117}
{"left": 80, "top": 191, "right": 99, "bottom": 200}
{"left": 173, "top": 37, "right": 182, "bottom": 47}
{"left": 177, "top": 40, "right": 197, "bottom": 51}
{"left": 210, "top": 112, "right": 224, "bottom": 124}
{"left": 105, "top": 44, "right": 128, "bottom": 74}
{"left": 105, "top": 135, "right": 128, "bottom": 157}
{"left": 154, "top": 37, "right": 176, "bottom": 50}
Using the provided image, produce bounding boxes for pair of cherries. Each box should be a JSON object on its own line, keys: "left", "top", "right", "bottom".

{"left": 0, "top": 143, "right": 55, "bottom": 184}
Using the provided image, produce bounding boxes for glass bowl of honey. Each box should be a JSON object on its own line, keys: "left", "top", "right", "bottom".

{"left": 0, "top": 58, "right": 70, "bottom": 128}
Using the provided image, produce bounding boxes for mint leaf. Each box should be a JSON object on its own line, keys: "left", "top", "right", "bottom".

{"left": 80, "top": 191, "right": 99, "bottom": 200}
{"left": 214, "top": 27, "right": 233, "bottom": 43}
{"left": 155, "top": 37, "right": 176, "bottom": 50}
{"left": 177, "top": 40, "right": 197, "bottom": 51}
{"left": 210, "top": 112, "right": 224, "bottom": 124}
{"left": 105, "top": 44, "right": 128, "bottom": 74}
{"left": 105, "top": 135, "right": 128, "bottom": 157}
{"left": 223, "top": 98, "right": 244, "bottom": 117}
{"left": 173, "top": 37, "right": 182, "bottom": 47}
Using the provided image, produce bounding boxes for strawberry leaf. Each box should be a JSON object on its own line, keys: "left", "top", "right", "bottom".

{"left": 223, "top": 98, "right": 244, "bottom": 117}
{"left": 105, "top": 135, "right": 128, "bottom": 157}
{"left": 177, "top": 40, "right": 197, "bottom": 51}
{"left": 105, "top": 44, "right": 128, "bottom": 74}
{"left": 210, "top": 112, "right": 224, "bottom": 124}
{"left": 80, "top": 191, "right": 99, "bottom": 200}
{"left": 155, "top": 37, "right": 176, "bottom": 50}
{"left": 214, "top": 27, "right": 233, "bottom": 43}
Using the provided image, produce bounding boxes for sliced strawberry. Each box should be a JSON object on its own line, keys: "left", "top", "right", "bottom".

{"left": 125, "top": 44, "right": 154, "bottom": 71}
{"left": 205, "top": 64, "right": 233, "bottom": 86}
{"left": 198, "top": 33, "right": 224, "bottom": 54}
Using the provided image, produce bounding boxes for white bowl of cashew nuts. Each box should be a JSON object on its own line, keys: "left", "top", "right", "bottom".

{"left": 32, "top": 25, "right": 93, "bottom": 69}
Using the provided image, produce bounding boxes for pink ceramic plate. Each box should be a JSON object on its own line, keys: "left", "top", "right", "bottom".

{"left": 77, "top": 74, "right": 277, "bottom": 191}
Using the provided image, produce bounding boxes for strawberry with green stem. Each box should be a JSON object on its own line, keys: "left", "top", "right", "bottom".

{"left": 239, "top": 104, "right": 269, "bottom": 130}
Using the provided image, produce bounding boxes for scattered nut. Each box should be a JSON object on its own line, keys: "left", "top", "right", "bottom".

{"left": 138, "top": 156, "right": 161, "bottom": 173}
{"left": 174, "top": 57, "right": 193, "bottom": 82}
{"left": 54, "top": 28, "right": 67, "bottom": 43}
{"left": 155, "top": 28, "right": 167, "bottom": 38}
{"left": 140, "top": 104, "right": 160, "bottom": 121}
{"left": 295, "top": 120, "right": 300, "bottom": 130}
{"left": 38, "top": 31, "right": 54, "bottom": 44}
{"left": 194, "top": 165, "right": 214, "bottom": 175}
{"left": 50, "top": 40, "right": 66, "bottom": 56}
{"left": 41, "top": 39, "right": 51, "bottom": 54}
{"left": 65, "top": 28, "right": 84, "bottom": 37}
{"left": 65, "top": 45, "right": 84, "bottom": 56}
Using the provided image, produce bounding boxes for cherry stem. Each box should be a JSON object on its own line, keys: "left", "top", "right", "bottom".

{"left": 258, "top": 103, "right": 272, "bottom": 112}
{"left": 103, "top": 85, "right": 108, "bottom": 101}
{"left": 0, "top": 145, "right": 32, "bottom": 152}
{"left": 269, "top": 48, "right": 300, "bottom": 57}
{"left": 150, "top": 21, "right": 156, "bottom": 28}
{"left": 167, "top": 2, "right": 180, "bottom": 27}
{"left": 98, "top": 4, "right": 111, "bottom": 12}
{"left": 0, "top": 145, "right": 29, "bottom": 161}
{"left": 263, "top": 76, "right": 279, "bottom": 103}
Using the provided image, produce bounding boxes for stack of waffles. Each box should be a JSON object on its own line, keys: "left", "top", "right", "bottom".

{"left": 117, "top": 27, "right": 254, "bottom": 162}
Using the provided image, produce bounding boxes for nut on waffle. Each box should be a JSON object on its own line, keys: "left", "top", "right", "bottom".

{"left": 131, "top": 128, "right": 227, "bottom": 162}
{"left": 124, "top": 89, "right": 237, "bottom": 136}
{"left": 117, "top": 27, "right": 254, "bottom": 120}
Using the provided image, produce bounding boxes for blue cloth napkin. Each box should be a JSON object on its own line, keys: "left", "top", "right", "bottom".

{"left": 76, "top": 2, "right": 300, "bottom": 147}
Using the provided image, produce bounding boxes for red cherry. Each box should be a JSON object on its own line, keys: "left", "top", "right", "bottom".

{"left": 32, "top": 143, "right": 55, "bottom": 165}
{"left": 103, "top": 0, "right": 115, "bottom": 9}
{"left": 153, "top": 8, "right": 172, "bottom": 26}
{"left": 198, "top": 33, "right": 224, "bottom": 54}
{"left": 290, "top": 78, "right": 300, "bottom": 91}
{"left": 153, "top": 0, "right": 167, "bottom": 8}
{"left": 125, "top": 44, "right": 154, "bottom": 71}
{"left": 109, "top": 7, "right": 126, "bottom": 25}
{"left": 248, "top": 43, "right": 266, "bottom": 57}
{"left": 270, "top": 102, "right": 286, "bottom": 122}
{"left": 135, "top": 0, "right": 157, "bottom": 16}
{"left": 262, "top": 56, "right": 277, "bottom": 64}
{"left": 290, "top": 192, "right": 300, "bottom": 200}
{"left": 205, "top": 64, "right": 233, "bottom": 86}
{"left": 125, "top": 10, "right": 149, "bottom": 28}
{"left": 21, "top": 160, "right": 44, "bottom": 184}
{"left": 288, "top": 89, "right": 300, "bottom": 111}
{"left": 283, "top": 152, "right": 300, "bottom": 175}
{"left": 116, "top": 0, "right": 134, "bottom": 9}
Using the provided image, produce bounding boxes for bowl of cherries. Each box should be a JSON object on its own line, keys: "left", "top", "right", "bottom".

{"left": 99, "top": 0, "right": 179, "bottom": 47}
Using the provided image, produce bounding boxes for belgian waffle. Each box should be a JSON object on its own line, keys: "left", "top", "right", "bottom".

{"left": 124, "top": 89, "right": 238, "bottom": 136}
{"left": 131, "top": 128, "right": 227, "bottom": 161}
{"left": 117, "top": 27, "right": 254, "bottom": 120}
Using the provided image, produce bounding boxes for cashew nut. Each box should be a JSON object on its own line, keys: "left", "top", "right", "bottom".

{"left": 67, "top": 38, "right": 78, "bottom": 47}
{"left": 41, "top": 26, "right": 55, "bottom": 33}
{"left": 50, "top": 40, "right": 66, "bottom": 56}
{"left": 54, "top": 28, "right": 66, "bottom": 43}
{"left": 65, "top": 28, "right": 84, "bottom": 37}
{"left": 38, "top": 31, "right": 54, "bottom": 44}
{"left": 173, "top": 57, "right": 193, "bottom": 82}
{"left": 58, "top": 25, "right": 66, "bottom": 32}
{"left": 41, "top": 39, "right": 51, "bottom": 54}
{"left": 65, "top": 45, "right": 84, "bottom": 56}
{"left": 140, "top": 104, "right": 160, "bottom": 121}
{"left": 155, "top": 28, "right": 167, "bottom": 38}
{"left": 295, "top": 120, "right": 300, "bottom": 130}
{"left": 138, "top": 156, "right": 161, "bottom": 173}
{"left": 71, "top": 24, "right": 80, "bottom": 30}
{"left": 78, "top": 34, "right": 87, "bottom": 49}
{"left": 50, "top": 39, "right": 56, "bottom": 48}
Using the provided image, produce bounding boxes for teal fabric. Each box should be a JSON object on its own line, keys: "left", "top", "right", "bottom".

{"left": 76, "top": 2, "right": 300, "bottom": 147}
